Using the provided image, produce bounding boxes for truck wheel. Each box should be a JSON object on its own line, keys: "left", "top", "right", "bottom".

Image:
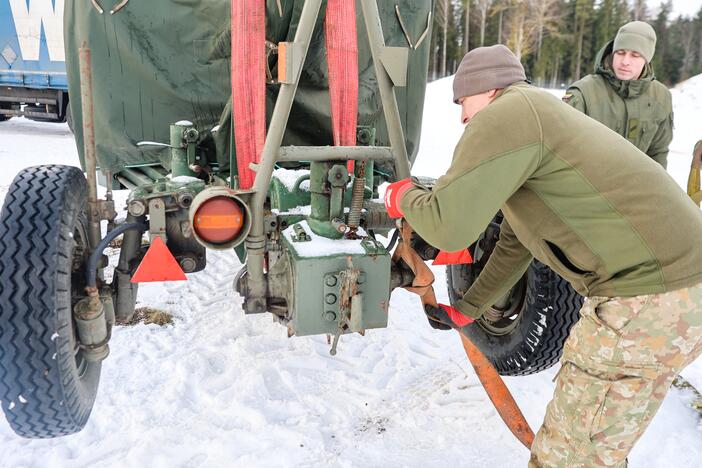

{"left": 446, "top": 216, "right": 584, "bottom": 376}
{"left": 0, "top": 165, "right": 100, "bottom": 438}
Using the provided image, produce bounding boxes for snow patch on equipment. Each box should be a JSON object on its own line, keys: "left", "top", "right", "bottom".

{"left": 170, "top": 175, "right": 201, "bottom": 183}
{"left": 271, "top": 205, "right": 312, "bottom": 216}
{"left": 272, "top": 168, "right": 311, "bottom": 191}
{"left": 282, "top": 220, "right": 366, "bottom": 257}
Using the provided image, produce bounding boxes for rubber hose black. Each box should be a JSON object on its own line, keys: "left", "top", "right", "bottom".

{"left": 86, "top": 222, "right": 145, "bottom": 287}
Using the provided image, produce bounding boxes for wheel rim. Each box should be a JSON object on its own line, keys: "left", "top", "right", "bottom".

{"left": 70, "top": 217, "right": 90, "bottom": 379}
{"left": 476, "top": 275, "right": 527, "bottom": 336}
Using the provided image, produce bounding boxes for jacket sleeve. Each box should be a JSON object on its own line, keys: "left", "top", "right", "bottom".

{"left": 399, "top": 91, "right": 543, "bottom": 253}
{"left": 453, "top": 220, "right": 533, "bottom": 318}
{"left": 563, "top": 87, "right": 586, "bottom": 113}
{"left": 646, "top": 112, "right": 673, "bottom": 169}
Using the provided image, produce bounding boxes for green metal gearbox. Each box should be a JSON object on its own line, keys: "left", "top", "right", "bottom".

{"left": 275, "top": 222, "right": 390, "bottom": 338}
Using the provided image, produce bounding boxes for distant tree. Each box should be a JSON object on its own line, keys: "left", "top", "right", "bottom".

{"left": 426, "top": 0, "right": 701, "bottom": 86}
{"left": 594, "top": 0, "right": 630, "bottom": 47}
{"left": 475, "top": 0, "right": 495, "bottom": 45}
{"left": 530, "top": 0, "right": 563, "bottom": 60}
{"left": 677, "top": 18, "right": 697, "bottom": 80}
{"left": 651, "top": 0, "right": 672, "bottom": 83}
{"left": 631, "top": 0, "right": 648, "bottom": 21}
{"left": 463, "top": 0, "right": 471, "bottom": 52}
{"left": 571, "top": 0, "right": 596, "bottom": 80}
{"left": 506, "top": 0, "right": 533, "bottom": 59}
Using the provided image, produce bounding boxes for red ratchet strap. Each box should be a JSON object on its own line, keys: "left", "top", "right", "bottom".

{"left": 231, "top": 0, "right": 266, "bottom": 189}
{"left": 325, "top": 0, "right": 359, "bottom": 172}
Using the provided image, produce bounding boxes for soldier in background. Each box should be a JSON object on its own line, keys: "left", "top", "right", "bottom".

{"left": 564, "top": 21, "right": 673, "bottom": 168}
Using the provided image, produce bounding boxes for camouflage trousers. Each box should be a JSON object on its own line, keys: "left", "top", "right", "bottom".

{"left": 529, "top": 282, "right": 702, "bottom": 467}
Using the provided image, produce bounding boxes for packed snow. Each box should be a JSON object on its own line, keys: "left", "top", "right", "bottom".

{"left": 1, "top": 75, "right": 702, "bottom": 467}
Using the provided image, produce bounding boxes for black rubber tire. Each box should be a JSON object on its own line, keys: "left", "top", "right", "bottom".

{"left": 447, "top": 238, "right": 584, "bottom": 377}
{"left": 0, "top": 165, "right": 100, "bottom": 438}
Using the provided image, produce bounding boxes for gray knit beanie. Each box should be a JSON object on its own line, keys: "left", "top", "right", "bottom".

{"left": 452, "top": 44, "right": 526, "bottom": 103}
{"left": 613, "top": 21, "right": 657, "bottom": 62}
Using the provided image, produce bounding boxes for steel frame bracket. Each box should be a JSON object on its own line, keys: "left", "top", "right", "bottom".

{"left": 380, "top": 47, "right": 408, "bottom": 87}
{"left": 147, "top": 198, "right": 167, "bottom": 242}
{"left": 278, "top": 42, "right": 306, "bottom": 85}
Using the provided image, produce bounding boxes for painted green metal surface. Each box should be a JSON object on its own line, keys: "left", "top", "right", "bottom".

{"left": 281, "top": 225, "right": 390, "bottom": 337}
{"left": 65, "top": 0, "right": 433, "bottom": 178}
{"left": 169, "top": 123, "right": 198, "bottom": 178}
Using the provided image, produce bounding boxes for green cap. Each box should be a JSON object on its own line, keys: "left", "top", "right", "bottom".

{"left": 613, "top": 21, "right": 657, "bottom": 62}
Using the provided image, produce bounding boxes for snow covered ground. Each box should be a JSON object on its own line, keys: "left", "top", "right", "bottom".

{"left": 1, "top": 76, "right": 702, "bottom": 467}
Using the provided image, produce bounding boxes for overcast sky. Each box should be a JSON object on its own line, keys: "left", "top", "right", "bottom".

{"left": 648, "top": 0, "right": 702, "bottom": 18}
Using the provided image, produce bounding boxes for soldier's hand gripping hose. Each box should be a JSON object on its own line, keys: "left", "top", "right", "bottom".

{"left": 391, "top": 220, "right": 535, "bottom": 450}
{"left": 423, "top": 303, "right": 474, "bottom": 330}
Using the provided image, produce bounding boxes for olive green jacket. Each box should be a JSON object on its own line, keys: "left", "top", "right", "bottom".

{"left": 401, "top": 82, "right": 702, "bottom": 320}
{"left": 565, "top": 41, "right": 673, "bottom": 168}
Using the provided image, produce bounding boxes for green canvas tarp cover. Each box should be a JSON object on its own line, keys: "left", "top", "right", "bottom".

{"left": 65, "top": 0, "right": 433, "bottom": 177}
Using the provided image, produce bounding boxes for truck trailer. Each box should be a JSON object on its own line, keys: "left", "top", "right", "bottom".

{"left": 0, "top": 0, "right": 70, "bottom": 124}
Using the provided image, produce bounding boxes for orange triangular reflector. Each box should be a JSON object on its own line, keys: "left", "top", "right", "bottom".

{"left": 432, "top": 249, "right": 473, "bottom": 266}
{"left": 131, "top": 237, "right": 187, "bottom": 283}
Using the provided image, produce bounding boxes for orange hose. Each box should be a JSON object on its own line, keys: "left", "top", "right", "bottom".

{"left": 458, "top": 333, "right": 535, "bottom": 449}
{"left": 393, "top": 221, "right": 535, "bottom": 450}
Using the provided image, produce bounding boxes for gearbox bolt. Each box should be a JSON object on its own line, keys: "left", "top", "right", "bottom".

{"left": 324, "top": 311, "right": 337, "bottom": 322}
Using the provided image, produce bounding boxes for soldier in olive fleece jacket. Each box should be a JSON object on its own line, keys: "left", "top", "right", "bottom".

{"left": 402, "top": 81, "right": 702, "bottom": 318}
{"left": 384, "top": 45, "right": 702, "bottom": 467}
{"left": 565, "top": 21, "right": 673, "bottom": 168}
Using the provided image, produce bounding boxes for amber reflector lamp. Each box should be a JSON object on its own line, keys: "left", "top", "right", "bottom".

{"left": 193, "top": 196, "right": 244, "bottom": 244}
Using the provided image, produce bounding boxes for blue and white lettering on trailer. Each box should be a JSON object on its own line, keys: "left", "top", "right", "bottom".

{"left": 0, "top": 0, "right": 69, "bottom": 125}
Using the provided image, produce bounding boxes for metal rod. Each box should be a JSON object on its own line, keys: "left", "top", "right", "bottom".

{"left": 277, "top": 146, "right": 393, "bottom": 162}
{"left": 139, "top": 165, "right": 166, "bottom": 181}
{"left": 244, "top": 0, "right": 324, "bottom": 312}
{"left": 414, "top": 12, "right": 432, "bottom": 49}
{"left": 360, "top": 0, "right": 411, "bottom": 180}
{"left": 110, "top": 0, "right": 129, "bottom": 15}
{"left": 0, "top": 96, "right": 56, "bottom": 104}
{"left": 79, "top": 43, "right": 102, "bottom": 249}
{"left": 120, "top": 168, "right": 153, "bottom": 187}
{"left": 394, "top": 5, "right": 414, "bottom": 49}
{"left": 90, "top": 0, "right": 104, "bottom": 14}
{"left": 115, "top": 175, "right": 137, "bottom": 190}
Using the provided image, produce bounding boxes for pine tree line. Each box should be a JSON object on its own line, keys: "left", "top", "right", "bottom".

{"left": 428, "top": 0, "right": 702, "bottom": 86}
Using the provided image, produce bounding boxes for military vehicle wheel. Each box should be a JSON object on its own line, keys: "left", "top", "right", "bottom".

{"left": 446, "top": 215, "right": 584, "bottom": 376}
{"left": 0, "top": 165, "right": 100, "bottom": 438}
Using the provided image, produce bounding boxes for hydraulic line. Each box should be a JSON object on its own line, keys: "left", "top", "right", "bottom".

{"left": 86, "top": 223, "right": 145, "bottom": 288}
